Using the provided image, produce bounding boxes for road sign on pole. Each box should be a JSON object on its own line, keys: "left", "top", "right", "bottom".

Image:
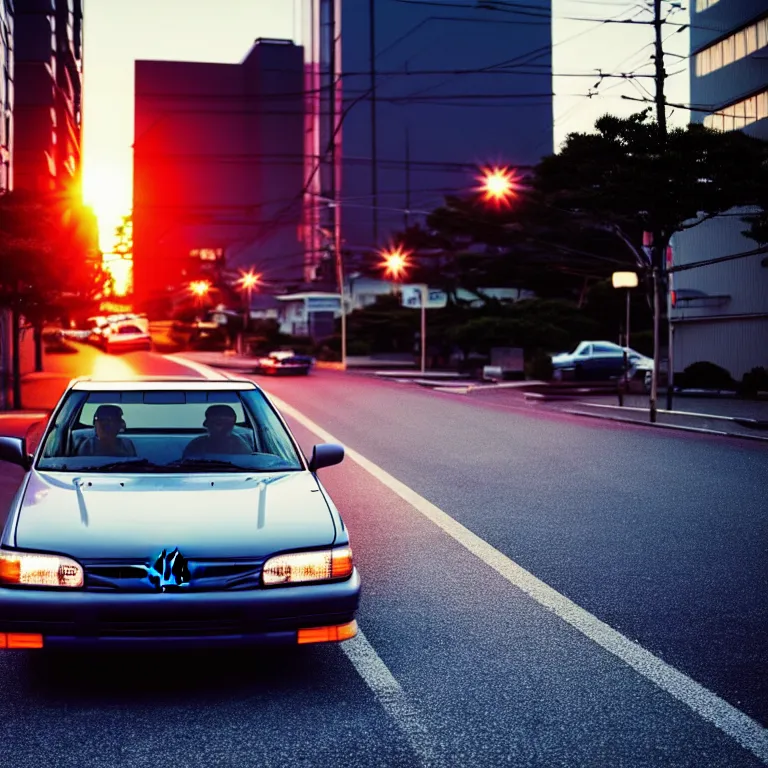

{"left": 400, "top": 285, "right": 447, "bottom": 309}
{"left": 399, "top": 284, "right": 443, "bottom": 373}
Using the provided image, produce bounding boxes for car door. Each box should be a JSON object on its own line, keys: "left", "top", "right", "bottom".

{"left": 590, "top": 343, "right": 625, "bottom": 380}
{"left": 572, "top": 344, "right": 593, "bottom": 379}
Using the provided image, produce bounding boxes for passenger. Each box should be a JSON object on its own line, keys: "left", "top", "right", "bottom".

{"left": 183, "top": 404, "right": 251, "bottom": 457}
{"left": 76, "top": 404, "right": 137, "bottom": 457}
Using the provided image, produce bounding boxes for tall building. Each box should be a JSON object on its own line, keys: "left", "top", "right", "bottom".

{"left": 0, "top": 0, "right": 12, "bottom": 194}
{"left": 301, "top": 0, "right": 553, "bottom": 285}
{"left": 668, "top": 1, "right": 768, "bottom": 381}
{"left": 132, "top": 39, "right": 305, "bottom": 312}
{"left": 13, "top": 0, "right": 84, "bottom": 193}
{"left": 691, "top": 1, "right": 768, "bottom": 138}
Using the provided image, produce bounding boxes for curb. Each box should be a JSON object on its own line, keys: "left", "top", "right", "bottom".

{"left": 562, "top": 408, "right": 768, "bottom": 444}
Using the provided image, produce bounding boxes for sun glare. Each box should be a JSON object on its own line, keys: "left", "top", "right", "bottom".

{"left": 82, "top": 165, "right": 131, "bottom": 253}
{"left": 103, "top": 255, "right": 133, "bottom": 297}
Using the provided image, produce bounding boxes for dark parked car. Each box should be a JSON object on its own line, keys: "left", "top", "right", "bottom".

{"left": 0, "top": 377, "right": 359, "bottom": 651}
{"left": 254, "top": 350, "right": 314, "bottom": 375}
{"left": 551, "top": 341, "right": 652, "bottom": 383}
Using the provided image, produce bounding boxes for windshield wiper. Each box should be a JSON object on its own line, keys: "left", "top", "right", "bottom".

{"left": 164, "top": 458, "right": 248, "bottom": 471}
{"left": 79, "top": 458, "right": 160, "bottom": 472}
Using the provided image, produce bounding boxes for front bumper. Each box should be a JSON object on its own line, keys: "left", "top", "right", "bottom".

{"left": 0, "top": 568, "right": 360, "bottom": 650}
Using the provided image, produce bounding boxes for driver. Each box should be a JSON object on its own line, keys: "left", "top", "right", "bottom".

{"left": 183, "top": 404, "right": 251, "bottom": 457}
{"left": 76, "top": 404, "right": 137, "bottom": 457}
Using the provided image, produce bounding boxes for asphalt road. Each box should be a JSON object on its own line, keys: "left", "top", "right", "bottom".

{"left": 1, "top": 347, "right": 767, "bottom": 767}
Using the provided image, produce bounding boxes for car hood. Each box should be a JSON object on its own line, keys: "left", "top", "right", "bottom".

{"left": 12, "top": 470, "right": 337, "bottom": 560}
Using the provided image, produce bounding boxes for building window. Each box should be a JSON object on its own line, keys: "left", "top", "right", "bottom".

{"left": 695, "top": 16, "right": 768, "bottom": 76}
{"left": 704, "top": 90, "right": 768, "bottom": 131}
{"left": 695, "top": 0, "right": 720, "bottom": 11}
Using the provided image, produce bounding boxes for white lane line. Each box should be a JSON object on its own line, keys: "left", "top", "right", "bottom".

{"left": 167, "top": 356, "right": 768, "bottom": 764}
{"left": 342, "top": 629, "right": 442, "bottom": 768}
{"left": 164, "top": 355, "right": 230, "bottom": 380}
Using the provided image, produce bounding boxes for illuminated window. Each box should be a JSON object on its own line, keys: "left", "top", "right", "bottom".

{"left": 704, "top": 89, "right": 768, "bottom": 131}
{"left": 695, "top": 0, "right": 721, "bottom": 10}
{"left": 695, "top": 17, "right": 768, "bottom": 77}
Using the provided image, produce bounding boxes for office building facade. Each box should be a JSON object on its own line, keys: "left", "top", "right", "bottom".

{"left": 301, "top": 0, "right": 553, "bottom": 285}
{"left": 13, "top": 0, "right": 83, "bottom": 193}
{"left": 669, "top": 0, "right": 768, "bottom": 381}
{"left": 132, "top": 39, "right": 305, "bottom": 311}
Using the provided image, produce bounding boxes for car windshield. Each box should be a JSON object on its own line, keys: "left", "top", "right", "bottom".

{"left": 36, "top": 387, "right": 303, "bottom": 473}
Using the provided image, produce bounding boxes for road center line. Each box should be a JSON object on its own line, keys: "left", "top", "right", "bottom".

{"left": 167, "top": 356, "right": 768, "bottom": 763}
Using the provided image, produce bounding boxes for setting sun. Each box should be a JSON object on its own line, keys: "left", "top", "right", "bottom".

{"left": 82, "top": 164, "right": 131, "bottom": 253}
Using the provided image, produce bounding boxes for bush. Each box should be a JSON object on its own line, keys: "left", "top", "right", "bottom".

{"left": 628, "top": 330, "right": 654, "bottom": 357}
{"left": 680, "top": 361, "right": 735, "bottom": 390}
{"left": 347, "top": 338, "right": 373, "bottom": 356}
{"left": 740, "top": 366, "right": 768, "bottom": 397}
{"left": 525, "top": 350, "right": 553, "bottom": 381}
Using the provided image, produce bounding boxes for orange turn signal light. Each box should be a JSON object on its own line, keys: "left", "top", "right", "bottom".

{"left": 297, "top": 620, "right": 358, "bottom": 645}
{"left": 331, "top": 547, "right": 353, "bottom": 579}
{"left": 0, "top": 633, "right": 44, "bottom": 649}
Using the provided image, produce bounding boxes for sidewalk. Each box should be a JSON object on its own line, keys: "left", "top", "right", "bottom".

{"left": 464, "top": 386, "right": 768, "bottom": 443}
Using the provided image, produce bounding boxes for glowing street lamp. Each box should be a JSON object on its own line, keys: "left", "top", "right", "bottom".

{"left": 379, "top": 245, "right": 429, "bottom": 374}
{"left": 476, "top": 165, "right": 519, "bottom": 207}
{"left": 189, "top": 280, "right": 210, "bottom": 297}
{"left": 189, "top": 280, "right": 209, "bottom": 296}
{"left": 611, "top": 271, "right": 639, "bottom": 405}
{"left": 236, "top": 270, "right": 261, "bottom": 355}
{"left": 379, "top": 246, "right": 412, "bottom": 282}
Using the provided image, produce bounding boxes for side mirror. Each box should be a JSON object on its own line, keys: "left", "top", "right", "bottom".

{"left": 0, "top": 436, "right": 32, "bottom": 470}
{"left": 308, "top": 443, "right": 344, "bottom": 472}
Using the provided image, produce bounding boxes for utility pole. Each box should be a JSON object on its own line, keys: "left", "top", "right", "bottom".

{"left": 370, "top": 0, "right": 379, "bottom": 244}
{"left": 649, "top": 0, "right": 667, "bottom": 423}
{"left": 11, "top": 306, "right": 21, "bottom": 410}
{"left": 404, "top": 125, "right": 411, "bottom": 229}
{"left": 329, "top": 0, "right": 346, "bottom": 369}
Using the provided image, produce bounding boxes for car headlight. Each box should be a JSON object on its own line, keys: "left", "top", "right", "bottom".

{"left": 262, "top": 546, "right": 353, "bottom": 586}
{"left": 0, "top": 551, "right": 84, "bottom": 588}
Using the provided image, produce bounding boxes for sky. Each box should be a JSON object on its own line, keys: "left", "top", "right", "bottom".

{"left": 81, "top": 0, "right": 689, "bottom": 255}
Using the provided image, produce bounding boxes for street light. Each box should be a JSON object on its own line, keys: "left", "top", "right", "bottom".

{"left": 236, "top": 270, "right": 261, "bottom": 355}
{"left": 612, "top": 270, "right": 639, "bottom": 406}
{"left": 476, "top": 165, "right": 519, "bottom": 207}
{"left": 379, "top": 246, "right": 412, "bottom": 282}
{"left": 379, "top": 246, "right": 429, "bottom": 373}
{"left": 189, "top": 280, "right": 211, "bottom": 307}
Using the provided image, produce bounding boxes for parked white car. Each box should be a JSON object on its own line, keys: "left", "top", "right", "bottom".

{"left": 99, "top": 321, "right": 152, "bottom": 353}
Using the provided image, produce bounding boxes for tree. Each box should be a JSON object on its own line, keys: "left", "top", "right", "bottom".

{"left": 535, "top": 109, "right": 768, "bottom": 414}
{"left": 0, "top": 190, "right": 111, "bottom": 405}
{"left": 535, "top": 110, "right": 768, "bottom": 257}
{"left": 391, "top": 182, "right": 650, "bottom": 307}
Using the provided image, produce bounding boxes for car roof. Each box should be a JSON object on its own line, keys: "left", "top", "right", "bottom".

{"left": 70, "top": 376, "right": 258, "bottom": 392}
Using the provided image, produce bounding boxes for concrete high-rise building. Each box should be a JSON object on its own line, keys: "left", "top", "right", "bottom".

{"left": 132, "top": 39, "right": 305, "bottom": 312}
{"left": 668, "top": 1, "right": 768, "bottom": 381}
{"left": 300, "top": 0, "right": 553, "bottom": 285}
{"left": 14, "top": 0, "right": 84, "bottom": 193}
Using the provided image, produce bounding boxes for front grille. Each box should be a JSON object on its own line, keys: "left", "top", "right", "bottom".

{"left": 93, "top": 619, "right": 243, "bottom": 638}
{"left": 83, "top": 559, "right": 264, "bottom": 592}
